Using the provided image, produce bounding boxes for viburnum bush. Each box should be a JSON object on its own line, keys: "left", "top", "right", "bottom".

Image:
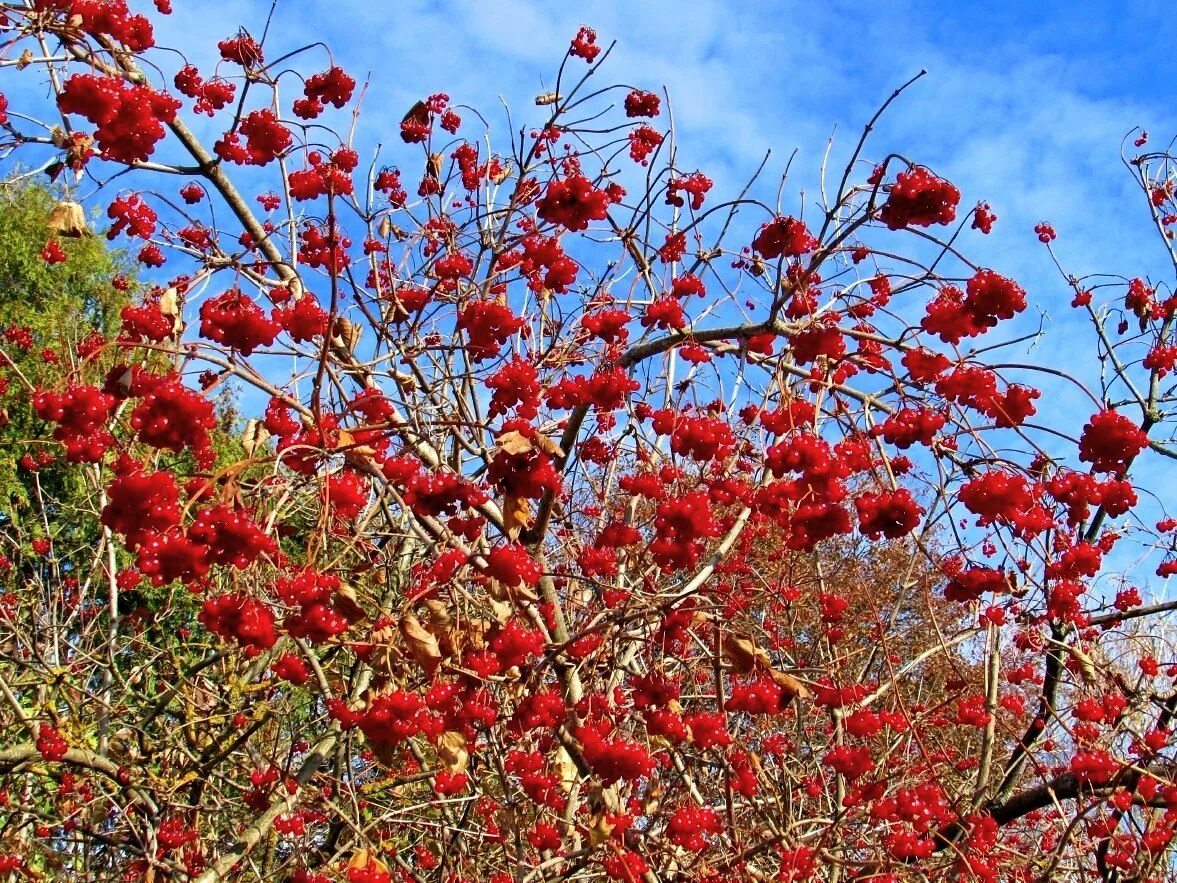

{"left": 2, "top": 5, "right": 1177, "bottom": 882}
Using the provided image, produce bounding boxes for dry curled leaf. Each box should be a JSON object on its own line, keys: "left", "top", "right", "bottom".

{"left": 503, "top": 494, "right": 532, "bottom": 539}
{"left": 158, "top": 288, "right": 179, "bottom": 316}
{"left": 723, "top": 634, "right": 760, "bottom": 674}
{"left": 436, "top": 730, "right": 468, "bottom": 773}
{"left": 534, "top": 91, "right": 561, "bottom": 106}
{"left": 426, "top": 152, "right": 444, "bottom": 181}
{"left": 335, "top": 583, "right": 365, "bottom": 622}
{"left": 399, "top": 613, "right": 442, "bottom": 675}
{"left": 555, "top": 745, "right": 579, "bottom": 793}
{"left": 46, "top": 200, "right": 89, "bottom": 238}
{"left": 768, "top": 668, "right": 812, "bottom": 704}
{"left": 241, "top": 419, "right": 271, "bottom": 457}
{"left": 723, "top": 631, "right": 810, "bottom": 704}
{"left": 496, "top": 430, "right": 534, "bottom": 457}
{"left": 332, "top": 317, "right": 362, "bottom": 353}
{"left": 401, "top": 100, "right": 429, "bottom": 140}
{"left": 487, "top": 597, "right": 513, "bottom": 625}
{"left": 487, "top": 576, "right": 539, "bottom": 605}
{"left": 425, "top": 599, "right": 453, "bottom": 632}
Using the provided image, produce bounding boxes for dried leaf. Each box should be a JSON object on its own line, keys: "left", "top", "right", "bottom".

{"left": 486, "top": 576, "right": 539, "bottom": 604}
{"left": 377, "top": 215, "right": 392, "bottom": 239}
{"left": 487, "top": 597, "right": 513, "bottom": 625}
{"left": 399, "top": 613, "right": 442, "bottom": 675}
{"left": 534, "top": 434, "right": 565, "bottom": 458}
{"left": 16, "top": 49, "right": 33, "bottom": 70}
{"left": 534, "top": 92, "right": 561, "bottom": 106}
{"left": 464, "top": 617, "right": 491, "bottom": 651}
{"left": 64, "top": 132, "right": 94, "bottom": 172}
{"left": 436, "top": 730, "right": 468, "bottom": 773}
{"left": 555, "top": 745, "right": 579, "bottom": 792}
{"left": 767, "top": 668, "right": 812, "bottom": 703}
{"left": 587, "top": 812, "right": 615, "bottom": 847}
{"left": 723, "top": 634, "right": 759, "bottom": 675}
{"left": 335, "top": 583, "right": 365, "bottom": 622}
{"left": 425, "top": 599, "right": 457, "bottom": 656}
{"left": 366, "top": 623, "right": 400, "bottom": 681}
{"left": 490, "top": 163, "right": 514, "bottom": 185}
{"left": 1068, "top": 643, "right": 1099, "bottom": 687}
{"left": 158, "top": 287, "right": 180, "bottom": 318}
{"left": 424, "top": 599, "right": 453, "bottom": 631}
{"left": 503, "top": 494, "right": 532, "bottom": 540}
{"left": 401, "top": 100, "right": 430, "bottom": 141}
{"left": 496, "top": 430, "right": 534, "bottom": 457}
{"left": 426, "top": 152, "right": 444, "bottom": 181}
{"left": 241, "top": 419, "right": 270, "bottom": 457}
{"left": 335, "top": 429, "right": 377, "bottom": 459}
{"left": 332, "top": 317, "right": 362, "bottom": 353}
{"left": 46, "top": 200, "right": 89, "bottom": 238}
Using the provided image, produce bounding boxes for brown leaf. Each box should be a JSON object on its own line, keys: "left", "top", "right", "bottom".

{"left": 496, "top": 430, "right": 534, "bottom": 457}
{"left": 487, "top": 597, "right": 513, "bottom": 625}
{"left": 490, "top": 163, "right": 514, "bottom": 185}
{"left": 332, "top": 317, "right": 362, "bottom": 353}
{"left": 64, "top": 133, "right": 95, "bottom": 172}
{"left": 767, "top": 668, "right": 812, "bottom": 704}
{"left": 534, "top": 92, "right": 561, "bottom": 106}
{"left": 723, "top": 634, "right": 760, "bottom": 675}
{"left": 503, "top": 494, "right": 532, "bottom": 540}
{"left": 401, "top": 100, "right": 430, "bottom": 141}
{"left": 241, "top": 419, "right": 271, "bottom": 457}
{"left": 366, "top": 623, "right": 399, "bottom": 680}
{"left": 46, "top": 200, "right": 89, "bottom": 238}
{"left": 399, "top": 613, "right": 442, "bottom": 675}
{"left": 486, "top": 576, "right": 539, "bottom": 604}
{"left": 425, "top": 599, "right": 457, "bottom": 656}
{"left": 436, "top": 730, "right": 468, "bottom": 773}
{"left": 534, "top": 434, "right": 565, "bottom": 458}
{"left": 424, "top": 599, "right": 453, "bottom": 632}
{"left": 587, "top": 813, "right": 614, "bottom": 847}
{"left": 335, "top": 583, "right": 366, "bottom": 622}
{"left": 426, "top": 152, "right": 444, "bottom": 181}
{"left": 555, "top": 745, "right": 579, "bottom": 792}
{"left": 377, "top": 215, "right": 392, "bottom": 239}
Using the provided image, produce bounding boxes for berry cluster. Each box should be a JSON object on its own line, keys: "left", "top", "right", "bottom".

{"left": 58, "top": 74, "right": 180, "bottom": 163}
{"left": 199, "top": 289, "right": 281, "bottom": 355}
{"left": 878, "top": 166, "right": 960, "bottom": 230}
{"left": 752, "top": 215, "right": 818, "bottom": 260}
{"left": 537, "top": 174, "right": 620, "bottom": 232}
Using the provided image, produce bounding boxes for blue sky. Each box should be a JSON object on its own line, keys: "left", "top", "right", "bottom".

{"left": 150, "top": 0, "right": 1174, "bottom": 290}
{"left": 9, "top": 0, "right": 1177, "bottom": 589}
{"left": 233, "top": 0, "right": 1172, "bottom": 591}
